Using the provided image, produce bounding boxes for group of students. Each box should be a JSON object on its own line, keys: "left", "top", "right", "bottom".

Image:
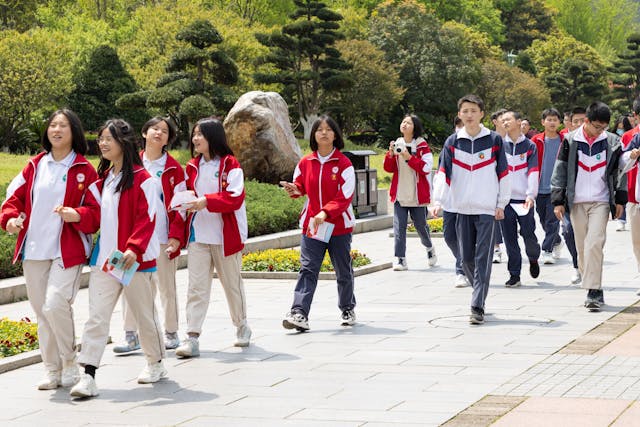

{"left": 388, "top": 93, "right": 635, "bottom": 325}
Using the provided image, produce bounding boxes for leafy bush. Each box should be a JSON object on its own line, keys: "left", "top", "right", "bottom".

{"left": 245, "top": 180, "right": 305, "bottom": 237}
{"left": 407, "top": 217, "right": 444, "bottom": 233}
{"left": 242, "top": 248, "right": 371, "bottom": 272}
{"left": 0, "top": 317, "right": 38, "bottom": 357}
{"left": 0, "top": 232, "right": 21, "bottom": 279}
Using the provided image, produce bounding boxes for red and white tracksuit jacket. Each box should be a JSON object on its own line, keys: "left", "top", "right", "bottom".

{"left": 383, "top": 137, "right": 433, "bottom": 205}
{"left": 185, "top": 154, "right": 248, "bottom": 257}
{"left": 622, "top": 126, "right": 640, "bottom": 204}
{"left": 292, "top": 149, "right": 355, "bottom": 236}
{"left": 1, "top": 151, "right": 99, "bottom": 268}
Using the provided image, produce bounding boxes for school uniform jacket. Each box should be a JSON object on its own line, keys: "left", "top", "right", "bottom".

{"left": 433, "top": 126, "right": 511, "bottom": 216}
{"left": 383, "top": 137, "right": 433, "bottom": 204}
{"left": 140, "top": 151, "right": 187, "bottom": 260}
{"left": 621, "top": 126, "right": 640, "bottom": 204}
{"left": 504, "top": 135, "right": 539, "bottom": 201}
{"left": 185, "top": 154, "right": 247, "bottom": 257}
{"left": 550, "top": 126, "right": 627, "bottom": 218}
{"left": 292, "top": 149, "right": 356, "bottom": 236}
{"left": 1, "top": 151, "right": 99, "bottom": 268}
{"left": 531, "top": 132, "right": 562, "bottom": 178}
{"left": 79, "top": 165, "right": 159, "bottom": 271}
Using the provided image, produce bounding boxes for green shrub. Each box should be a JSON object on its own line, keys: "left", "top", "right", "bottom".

{"left": 0, "top": 317, "right": 38, "bottom": 357}
{"left": 245, "top": 180, "right": 305, "bottom": 237}
{"left": 242, "top": 248, "right": 371, "bottom": 272}
{"left": 407, "top": 217, "right": 443, "bottom": 233}
{"left": 0, "top": 232, "right": 21, "bottom": 279}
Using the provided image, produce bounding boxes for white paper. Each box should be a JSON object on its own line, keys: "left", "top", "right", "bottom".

{"left": 510, "top": 202, "right": 530, "bottom": 216}
{"left": 306, "top": 221, "right": 335, "bottom": 243}
{"left": 169, "top": 191, "right": 197, "bottom": 211}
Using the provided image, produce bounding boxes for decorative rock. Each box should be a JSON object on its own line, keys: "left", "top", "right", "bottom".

{"left": 224, "top": 91, "right": 301, "bottom": 183}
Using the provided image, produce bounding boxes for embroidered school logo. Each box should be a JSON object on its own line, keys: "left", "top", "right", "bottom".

{"left": 215, "top": 171, "right": 220, "bottom": 178}
{"left": 62, "top": 174, "right": 67, "bottom": 182}
{"left": 596, "top": 154, "right": 601, "bottom": 160}
{"left": 77, "top": 173, "right": 85, "bottom": 183}
{"left": 78, "top": 183, "right": 84, "bottom": 191}
{"left": 156, "top": 170, "right": 162, "bottom": 178}
{"left": 478, "top": 153, "right": 485, "bottom": 160}
{"left": 332, "top": 167, "right": 339, "bottom": 173}
{"left": 331, "top": 174, "right": 337, "bottom": 181}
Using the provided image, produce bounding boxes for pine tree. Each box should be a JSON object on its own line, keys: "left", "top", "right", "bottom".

{"left": 608, "top": 33, "right": 640, "bottom": 112}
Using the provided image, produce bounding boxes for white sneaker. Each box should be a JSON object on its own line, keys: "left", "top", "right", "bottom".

{"left": 542, "top": 251, "right": 555, "bottom": 265}
{"left": 137, "top": 361, "right": 168, "bottom": 384}
{"left": 61, "top": 359, "right": 80, "bottom": 387}
{"left": 164, "top": 332, "right": 180, "bottom": 350}
{"left": 571, "top": 268, "right": 582, "bottom": 285}
{"left": 70, "top": 373, "right": 98, "bottom": 398}
{"left": 37, "top": 370, "right": 61, "bottom": 390}
{"left": 234, "top": 325, "right": 252, "bottom": 347}
{"left": 454, "top": 274, "right": 470, "bottom": 288}
{"left": 492, "top": 248, "right": 502, "bottom": 263}
{"left": 175, "top": 336, "right": 200, "bottom": 358}
{"left": 552, "top": 241, "right": 564, "bottom": 259}
{"left": 393, "top": 257, "right": 408, "bottom": 271}
{"left": 427, "top": 247, "right": 437, "bottom": 267}
{"left": 616, "top": 221, "right": 626, "bottom": 231}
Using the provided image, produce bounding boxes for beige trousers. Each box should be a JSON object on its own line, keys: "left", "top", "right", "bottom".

{"left": 122, "top": 244, "right": 179, "bottom": 334}
{"left": 22, "top": 259, "right": 82, "bottom": 372}
{"left": 186, "top": 242, "right": 247, "bottom": 335}
{"left": 629, "top": 204, "right": 640, "bottom": 272}
{"left": 570, "top": 202, "right": 610, "bottom": 290}
{"left": 78, "top": 268, "right": 165, "bottom": 367}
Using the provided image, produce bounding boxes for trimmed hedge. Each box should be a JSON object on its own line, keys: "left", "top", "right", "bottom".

{"left": 245, "top": 180, "right": 305, "bottom": 237}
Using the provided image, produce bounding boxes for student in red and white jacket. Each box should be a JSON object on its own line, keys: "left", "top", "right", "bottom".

{"left": 175, "top": 117, "right": 251, "bottom": 358}
{"left": 280, "top": 115, "right": 356, "bottom": 332}
{"left": 1, "top": 109, "right": 98, "bottom": 391}
{"left": 70, "top": 119, "right": 167, "bottom": 399}
{"left": 384, "top": 114, "right": 437, "bottom": 271}
{"left": 113, "top": 117, "right": 187, "bottom": 355}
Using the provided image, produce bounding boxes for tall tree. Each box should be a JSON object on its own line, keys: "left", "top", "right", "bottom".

{"left": 0, "top": 0, "right": 48, "bottom": 31}
{"left": 497, "top": 0, "right": 555, "bottom": 52}
{"left": 254, "top": 0, "right": 353, "bottom": 138}
{"left": 607, "top": 33, "right": 640, "bottom": 112}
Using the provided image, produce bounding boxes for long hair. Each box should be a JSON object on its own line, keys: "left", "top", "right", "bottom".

{"left": 42, "top": 109, "right": 88, "bottom": 155}
{"left": 190, "top": 117, "right": 234, "bottom": 159}
{"left": 142, "top": 116, "right": 177, "bottom": 152}
{"left": 309, "top": 115, "right": 344, "bottom": 151}
{"left": 97, "top": 119, "right": 143, "bottom": 192}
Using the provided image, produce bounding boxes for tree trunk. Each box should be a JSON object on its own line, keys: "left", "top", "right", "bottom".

{"left": 300, "top": 113, "right": 319, "bottom": 141}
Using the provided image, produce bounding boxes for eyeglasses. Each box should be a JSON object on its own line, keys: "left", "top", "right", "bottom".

{"left": 97, "top": 136, "right": 115, "bottom": 145}
{"left": 589, "top": 122, "right": 608, "bottom": 132}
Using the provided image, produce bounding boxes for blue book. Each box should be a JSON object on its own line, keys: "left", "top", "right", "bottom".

{"left": 101, "top": 249, "right": 139, "bottom": 286}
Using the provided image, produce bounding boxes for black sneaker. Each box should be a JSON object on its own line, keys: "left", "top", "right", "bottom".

{"left": 505, "top": 275, "right": 521, "bottom": 288}
{"left": 584, "top": 289, "right": 603, "bottom": 312}
{"left": 427, "top": 247, "right": 437, "bottom": 267}
{"left": 340, "top": 309, "right": 356, "bottom": 326}
{"left": 529, "top": 260, "right": 540, "bottom": 279}
{"left": 469, "top": 307, "right": 484, "bottom": 324}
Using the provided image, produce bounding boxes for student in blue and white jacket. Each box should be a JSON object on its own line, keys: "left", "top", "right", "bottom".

{"left": 499, "top": 111, "right": 541, "bottom": 288}
{"left": 432, "top": 94, "right": 511, "bottom": 325}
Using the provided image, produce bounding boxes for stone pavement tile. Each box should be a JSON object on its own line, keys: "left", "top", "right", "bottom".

{"left": 181, "top": 417, "right": 360, "bottom": 427}
{"left": 596, "top": 323, "right": 640, "bottom": 356}
{"left": 611, "top": 401, "right": 640, "bottom": 426}
{"left": 311, "top": 362, "right": 465, "bottom": 375}
{"left": 289, "top": 407, "right": 450, "bottom": 425}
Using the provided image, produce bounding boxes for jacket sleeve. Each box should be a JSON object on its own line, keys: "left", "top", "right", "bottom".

{"left": 550, "top": 138, "right": 569, "bottom": 206}
{"left": 205, "top": 165, "right": 245, "bottom": 213}
{"left": 71, "top": 166, "right": 100, "bottom": 234}
{"left": 383, "top": 151, "right": 398, "bottom": 173}
{"left": 526, "top": 144, "right": 540, "bottom": 200}
{"left": 495, "top": 137, "right": 511, "bottom": 210}
{"left": 291, "top": 162, "right": 307, "bottom": 198}
{"left": 407, "top": 143, "right": 433, "bottom": 177}
{"left": 432, "top": 139, "right": 453, "bottom": 207}
{"left": 321, "top": 161, "right": 355, "bottom": 220}
{"left": 0, "top": 169, "right": 28, "bottom": 230}
{"left": 126, "top": 177, "right": 157, "bottom": 257}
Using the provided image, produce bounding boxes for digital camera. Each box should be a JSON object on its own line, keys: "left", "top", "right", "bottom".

{"left": 393, "top": 140, "right": 406, "bottom": 154}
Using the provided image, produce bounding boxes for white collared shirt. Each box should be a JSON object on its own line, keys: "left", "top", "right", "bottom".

{"left": 143, "top": 152, "right": 169, "bottom": 244}
{"left": 24, "top": 151, "right": 76, "bottom": 260}
{"left": 96, "top": 170, "right": 122, "bottom": 268}
{"left": 192, "top": 156, "right": 223, "bottom": 244}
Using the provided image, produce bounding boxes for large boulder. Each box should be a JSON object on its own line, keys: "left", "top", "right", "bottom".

{"left": 224, "top": 91, "right": 301, "bottom": 183}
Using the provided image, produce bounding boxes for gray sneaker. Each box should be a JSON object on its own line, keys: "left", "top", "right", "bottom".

{"left": 282, "top": 311, "right": 310, "bottom": 332}
{"left": 113, "top": 332, "right": 140, "bottom": 354}
{"left": 164, "top": 332, "right": 180, "bottom": 350}
{"left": 175, "top": 336, "right": 200, "bottom": 358}
{"left": 234, "top": 325, "right": 252, "bottom": 347}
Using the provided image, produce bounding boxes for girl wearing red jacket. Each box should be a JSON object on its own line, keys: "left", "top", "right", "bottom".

{"left": 1, "top": 109, "right": 99, "bottom": 391}
{"left": 175, "top": 117, "right": 251, "bottom": 358}
{"left": 384, "top": 114, "right": 437, "bottom": 271}
{"left": 281, "top": 115, "right": 357, "bottom": 332}
{"left": 113, "top": 117, "right": 186, "bottom": 354}
{"left": 70, "top": 119, "right": 167, "bottom": 399}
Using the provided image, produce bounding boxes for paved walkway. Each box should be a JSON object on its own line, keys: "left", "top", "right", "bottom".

{"left": 0, "top": 219, "right": 639, "bottom": 426}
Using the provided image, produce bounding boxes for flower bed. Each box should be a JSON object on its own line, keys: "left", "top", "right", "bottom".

{"left": 407, "top": 217, "right": 443, "bottom": 233}
{"left": 0, "top": 317, "right": 38, "bottom": 358}
{"left": 242, "top": 248, "right": 371, "bottom": 272}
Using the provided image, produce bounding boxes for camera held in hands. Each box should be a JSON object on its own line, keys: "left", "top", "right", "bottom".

{"left": 393, "top": 140, "right": 406, "bottom": 154}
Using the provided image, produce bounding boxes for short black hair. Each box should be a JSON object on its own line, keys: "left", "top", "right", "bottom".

{"left": 309, "top": 115, "right": 344, "bottom": 151}
{"left": 142, "top": 116, "right": 177, "bottom": 151}
{"left": 541, "top": 108, "right": 561, "bottom": 120}
{"left": 457, "top": 94, "right": 485, "bottom": 112}
{"left": 454, "top": 116, "right": 462, "bottom": 127}
{"left": 570, "top": 106, "right": 587, "bottom": 119}
{"left": 190, "top": 117, "right": 234, "bottom": 159}
{"left": 586, "top": 101, "right": 611, "bottom": 124}
{"left": 505, "top": 111, "right": 522, "bottom": 121}
{"left": 42, "top": 109, "right": 88, "bottom": 155}
{"left": 490, "top": 108, "right": 508, "bottom": 121}
{"left": 404, "top": 114, "right": 424, "bottom": 139}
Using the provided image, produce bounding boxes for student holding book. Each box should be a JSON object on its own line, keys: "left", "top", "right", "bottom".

{"left": 1, "top": 109, "right": 99, "bottom": 390}
{"left": 280, "top": 115, "right": 357, "bottom": 332}
{"left": 70, "top": 119, "right": 167, "bottom": 398}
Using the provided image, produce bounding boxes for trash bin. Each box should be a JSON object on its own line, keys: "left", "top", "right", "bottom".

{"left": 343, "top": 150, "right": 378, "bottom": 218}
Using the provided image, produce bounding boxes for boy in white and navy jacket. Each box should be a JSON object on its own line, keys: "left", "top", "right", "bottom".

{"left": 433, "top": 94, "right": 511, "bottom": 325}
{"left": 499, "top": 111, "right": 541, "bottom": 288}
{"left": 551, "top": 101, "right": 626, "bottom": 312}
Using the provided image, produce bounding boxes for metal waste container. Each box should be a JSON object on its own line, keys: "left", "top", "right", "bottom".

{"left": 343, "top": 150, "right": 378, "bottom": 218}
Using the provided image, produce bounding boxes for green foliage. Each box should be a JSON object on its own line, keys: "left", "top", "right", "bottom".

{"left": 244, "top": 180, "right": 306, "bottom": 237}
{"left": 0, "top": 0, "right": 46, "bottom": 31}
{"left": 607, "top": 33, "right": 640, "bottom": 112}
{"left": 179, "top": 95, "right": 216, "bottom": 122}
{"left": 0, "top": 228, "right": 22, "bottom": 279}
{"left": 0, "top": 317, "right": 38, "bottom": 358}
{"left": 242, "top": 248, "right": 371, "bottom": 272}
{"left": 497, "top": 0, "right": 555, "bottom": 52}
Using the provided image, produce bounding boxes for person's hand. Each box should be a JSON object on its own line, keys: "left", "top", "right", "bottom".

{"left": 388, "top": 141, "right": 395, "bottom": 154}
{"left": 630, "top": 148, "right": 640, "bottom": 160}
{"left": 554, "top": 205, "right": 565, "bottom": 221}
{"left": 121, "top": 249, "right": 137, "bottom": 271}
{"left": 524, "top": 197, "right": 535, "bottom": 210}
{"left": 495, "top": 208, "right": 504, "bottom": 220}
{"left": 400, "top": 148, "right": 411, "bottom": 161}
{"left": 54, "top": 205, "right": 80, "bottom": 223}
{"left": 430, "top": 205, "right": 441, "bottom": 218}
{"left": 310, "top": 210, "right": 327, "bottom": 233}
{"left": 279, "top": 181, "right": 301, "bottom": 197}
{"left": 165, "top": 238, "right": 180, "bottom": 256}
{"left": 6, "top": 217, "right": 23, "bottom": 234}
{"left": 185, "top": 197, "right": 207, "bottom": 213}
{"left": 615, "top": 204, "right": 624, "bottom": 219}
